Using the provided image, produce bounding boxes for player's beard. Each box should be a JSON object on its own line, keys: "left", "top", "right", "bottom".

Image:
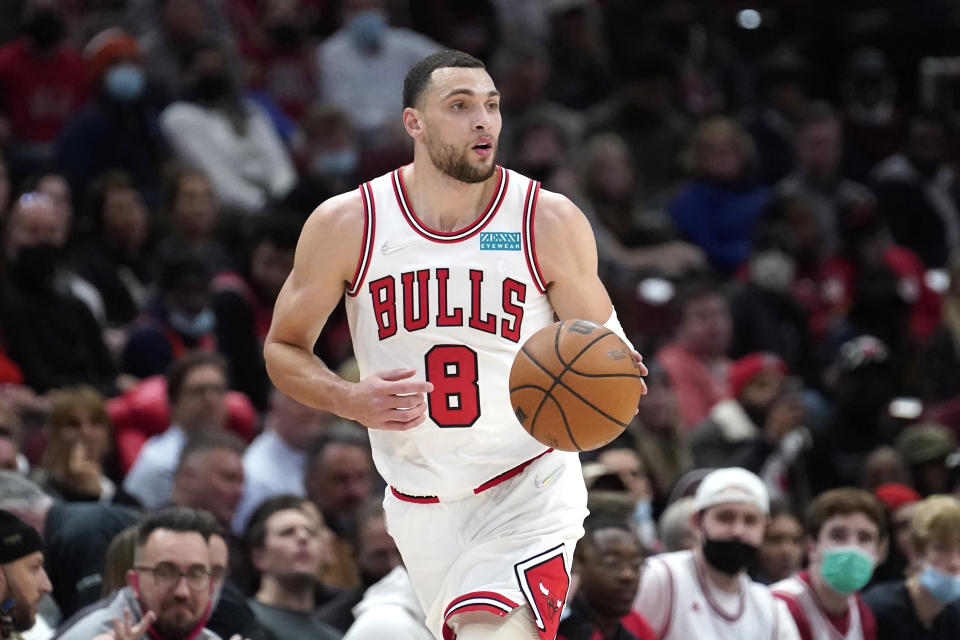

{"left": 425, "top": 132, "right": 496, "bottom": 184}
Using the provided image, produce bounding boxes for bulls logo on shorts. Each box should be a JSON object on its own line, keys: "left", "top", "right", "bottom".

{"left": 514, "top": 545, "right": 570, "bottom": 640}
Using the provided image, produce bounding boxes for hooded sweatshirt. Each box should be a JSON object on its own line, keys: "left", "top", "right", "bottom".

{"left": 344, "top": 566, "right": 432, "bottom": 640}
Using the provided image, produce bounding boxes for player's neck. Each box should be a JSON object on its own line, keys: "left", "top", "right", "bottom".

{"left": 809, "top": 567, "right": 851, "bottom": 616}
{"left": 402, "top": 162, "right": 498, "bottom": 233}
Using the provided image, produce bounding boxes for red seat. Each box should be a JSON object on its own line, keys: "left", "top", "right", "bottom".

{"left": 108, "top": 376, "right": 257, "bottom": 473}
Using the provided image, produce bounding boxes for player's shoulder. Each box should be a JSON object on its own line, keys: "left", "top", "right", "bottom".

{"left": 302, "top": 188, "right": 366, "bottom": 239}
{"left": 532, "top": 188, "right": 589, "bottom": 231}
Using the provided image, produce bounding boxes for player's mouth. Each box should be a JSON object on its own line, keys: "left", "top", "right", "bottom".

{"left": 472, "top": 139, "right": 494, "bottom": 157}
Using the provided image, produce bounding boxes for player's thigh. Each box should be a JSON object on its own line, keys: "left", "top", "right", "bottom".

{"left": 451, "top": 608, "right": 539, "bottom": 640}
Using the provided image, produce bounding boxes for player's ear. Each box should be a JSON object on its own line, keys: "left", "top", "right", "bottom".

{"left": 403, "top": 107, "right": 423, "bottom": 139}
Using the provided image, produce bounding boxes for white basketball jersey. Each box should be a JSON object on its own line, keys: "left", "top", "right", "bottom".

{"left": 636, "top": 551, "right": 794, "bottom": 640}
{"left": 772, "top": 575, "right": 864, "bottom": 640}
{"left": 344, "top": 166, "right": 555, "bottom": 498}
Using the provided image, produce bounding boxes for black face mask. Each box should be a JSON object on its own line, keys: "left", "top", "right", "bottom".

{"left": 702, "top": 537, "right": 759, "bottom": 575}
{"left": 12, "top": 242, "right": 60, "bottom": 287}
{"left": 190, "top": 72, "right": 231, "bottom": 103}
{"left": 24, "top": 9, "right": 65, "bottom": 51}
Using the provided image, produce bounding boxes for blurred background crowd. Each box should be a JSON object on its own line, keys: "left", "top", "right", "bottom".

{"left": 4, "top": 0, "right": 960, "bottom": 638}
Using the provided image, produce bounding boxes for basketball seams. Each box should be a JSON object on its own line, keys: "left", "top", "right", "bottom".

{"left": 544, "top": 393, "right": 580, "bottom": 451}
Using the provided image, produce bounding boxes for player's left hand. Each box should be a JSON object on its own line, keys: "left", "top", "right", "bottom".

{"left": 631, "top": 351, "right": 649, "bottom": 416}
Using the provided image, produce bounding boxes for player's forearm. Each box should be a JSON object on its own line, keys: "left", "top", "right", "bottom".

{"left": 263, "top": 340, "right": 354, "bottom": 418}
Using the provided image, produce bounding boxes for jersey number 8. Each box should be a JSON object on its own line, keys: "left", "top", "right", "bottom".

{"left": 424, "top": 345, "right": 481, "bottom": 428}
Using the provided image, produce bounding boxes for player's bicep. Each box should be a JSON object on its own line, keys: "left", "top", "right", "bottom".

{"left": 267, "top": 194, "right": 363, "bottom": 349}
{"left": 535, "top": 191, "right": 613, "bottom": 322}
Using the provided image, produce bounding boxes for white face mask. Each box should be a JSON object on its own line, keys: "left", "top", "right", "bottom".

{"left": 749, "top": 250, "right": 796, "bottom": 293}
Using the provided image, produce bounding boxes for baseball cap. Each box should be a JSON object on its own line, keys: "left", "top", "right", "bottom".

{"left": 694, "top": 467, "right": 769, "bottom": 515}
{"left": 0, "top": 510, "right": 43, "bottom": 564}
{"left": 894, "top": 423, "right": 958, "bottom": 466}
{"left": 874, "top": 482, "right": 921, "bottom": 512}
{"left": 728, "top": 352, "right": 788, "bottom": 398}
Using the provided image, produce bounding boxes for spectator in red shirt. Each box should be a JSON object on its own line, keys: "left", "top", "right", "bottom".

{"left": 0, "top": 0, "right": 87, "bottom": 179}
{"left": 558, "top": 520, "right": 656, "bottom": 640}
{"left": 655, "top": 276, "right": 733, "bottom": 430}
{"left": 772, "top": 488, "right": 884, "bottom": 640}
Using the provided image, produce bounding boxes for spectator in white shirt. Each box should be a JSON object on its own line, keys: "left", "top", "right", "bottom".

{"left": 123, "top": 351, "right": 229, "bottom": 508}
{"left": 232, "top": 390, "right": 334, "bottom": 534}
{"left": 160, "top": 39, "right": 296, "bottom": 215}
{"left": 315, "top": 0, "right": 440, "bottom": 147}
{"left": 635, "top": 467, "right": 800, "bottom": 639}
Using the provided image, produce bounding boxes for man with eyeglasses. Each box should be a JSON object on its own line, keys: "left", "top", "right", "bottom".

{"left": 557, "top": 520, "right": 656, "bottom": 640}
{"left": 54, "top": 507, "right": 224, "bottom": 640}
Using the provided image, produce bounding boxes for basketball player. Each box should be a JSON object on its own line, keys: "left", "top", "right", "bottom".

{"left": 633, "top": 467, "right": 801, "bottom": 639}
{"left": 772, "top": 488, "right": 883, "bottom": 640}
{"left": 263, "top": 50, "right": 647, "bottom": 640}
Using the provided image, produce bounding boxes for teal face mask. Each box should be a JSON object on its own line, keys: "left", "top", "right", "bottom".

{"left": 820, "top": 546, "right": 875, "bottom": 594}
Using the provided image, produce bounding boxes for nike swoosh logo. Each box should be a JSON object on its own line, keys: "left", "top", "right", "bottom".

{"left": 534, "top": 465, "right": 564, "bottom": 489}
{"left": 381, "top": 239, "right": 417, "bottom": 254}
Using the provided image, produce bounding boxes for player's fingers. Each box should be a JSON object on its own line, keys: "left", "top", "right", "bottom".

{"left": 388, "top": 405, "right": 427, "bottom": 422}
{"left": 639, "top": 379, "right": 648, "bottom": 395}
{"left": 377, "top": 368, "right": 417, "bottom": 381}
{"left": 380, "top": 413, "right": 428, "bottom": 431}
{"left": 383, "top": 394, "right": 427, "bottom": 410}
{"left": 388, "top": 380, "right": 434, "bottom": 395}
{"left": 631, "top": 351, "right": 649, "bottom": 375}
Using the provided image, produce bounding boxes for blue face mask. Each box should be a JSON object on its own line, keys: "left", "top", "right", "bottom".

{"left": 347, "top": 10, "right": 387, "bottom": 50}
{"left": 311, "top": 149, "right": 359, "bottom": 177}
{"left": 169, "top": 308, "right": 215, "bottom": 338}
{"left": 104, "top": 63, "right": 145, "bottom": 102}
{"left": 920, "top": 565, "right": 960, "bottom": 603}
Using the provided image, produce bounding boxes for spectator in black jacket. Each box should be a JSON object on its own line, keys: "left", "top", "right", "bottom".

{"left": 212, "top": 216, "right": 300, "bottom": 411}
{"left": 0, "top": 471, "right": 140, "bottom": 618}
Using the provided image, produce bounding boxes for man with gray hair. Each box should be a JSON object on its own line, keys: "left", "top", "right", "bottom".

{"left": 0, "top": 471, "right": 139, "bottom": 618}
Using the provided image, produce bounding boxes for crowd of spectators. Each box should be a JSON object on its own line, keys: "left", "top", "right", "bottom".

{"left": 4, "top": 0, "right": 960, "bottom": 639}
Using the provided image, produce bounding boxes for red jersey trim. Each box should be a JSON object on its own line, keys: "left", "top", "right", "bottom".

{"left": 658, "top": 558, "right": 676, "bottom": 640}
{"left": 392, "top": 165, "right": 507, "bottom": 242}
{"left": 522, "top": 180, "right": 547, "bottom": 293}
{"left": 390, "top": 448, "right": 553, "bottom": 504}
{"left": 443, "top": 590, "right": 519, "bottom": 638}
{"left": 346, "top": 182, "right": 376, "bottom": 297}
{"left": 692, "top": 553, "right": 745, "bottom": 622}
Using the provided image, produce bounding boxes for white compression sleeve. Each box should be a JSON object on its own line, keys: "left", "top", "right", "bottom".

{"left": 602, "top": 307, "right": 635, "bottom": 351}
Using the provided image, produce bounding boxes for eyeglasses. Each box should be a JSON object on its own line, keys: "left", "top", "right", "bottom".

{"left": 135, "top": 563, "right": 211, "bottom": 590}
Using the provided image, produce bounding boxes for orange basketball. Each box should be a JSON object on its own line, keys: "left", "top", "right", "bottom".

{"left": 509, "top": 319, "right": 644, "bottom": 452}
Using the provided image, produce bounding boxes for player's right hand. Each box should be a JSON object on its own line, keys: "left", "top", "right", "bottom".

{"left": 346, "top": 368, "right": 434, "bottom": 431}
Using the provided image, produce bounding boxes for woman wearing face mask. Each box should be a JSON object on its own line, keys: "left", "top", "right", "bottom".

{"left": 864, "top": 495, "right": 960, "bottom": 639}
{"left": 56, "top": 28, "right": 168, "bottom": 211}
{"left": 122, "top": 250, "right": 217, "bottom": 379}
{"left": 772, "top": 488, "right": 885, "bottom": 640}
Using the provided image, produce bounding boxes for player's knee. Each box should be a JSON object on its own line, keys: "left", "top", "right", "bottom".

{"left": 449, "top": 606, "right": 539, "bottom": 640}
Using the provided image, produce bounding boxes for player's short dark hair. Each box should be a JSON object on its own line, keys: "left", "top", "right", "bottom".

{"left": 403, "top": 50, "right": 485, "bottom": 109}
{"left": 166, "top": 350, "right": 228, "bottom": 405}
